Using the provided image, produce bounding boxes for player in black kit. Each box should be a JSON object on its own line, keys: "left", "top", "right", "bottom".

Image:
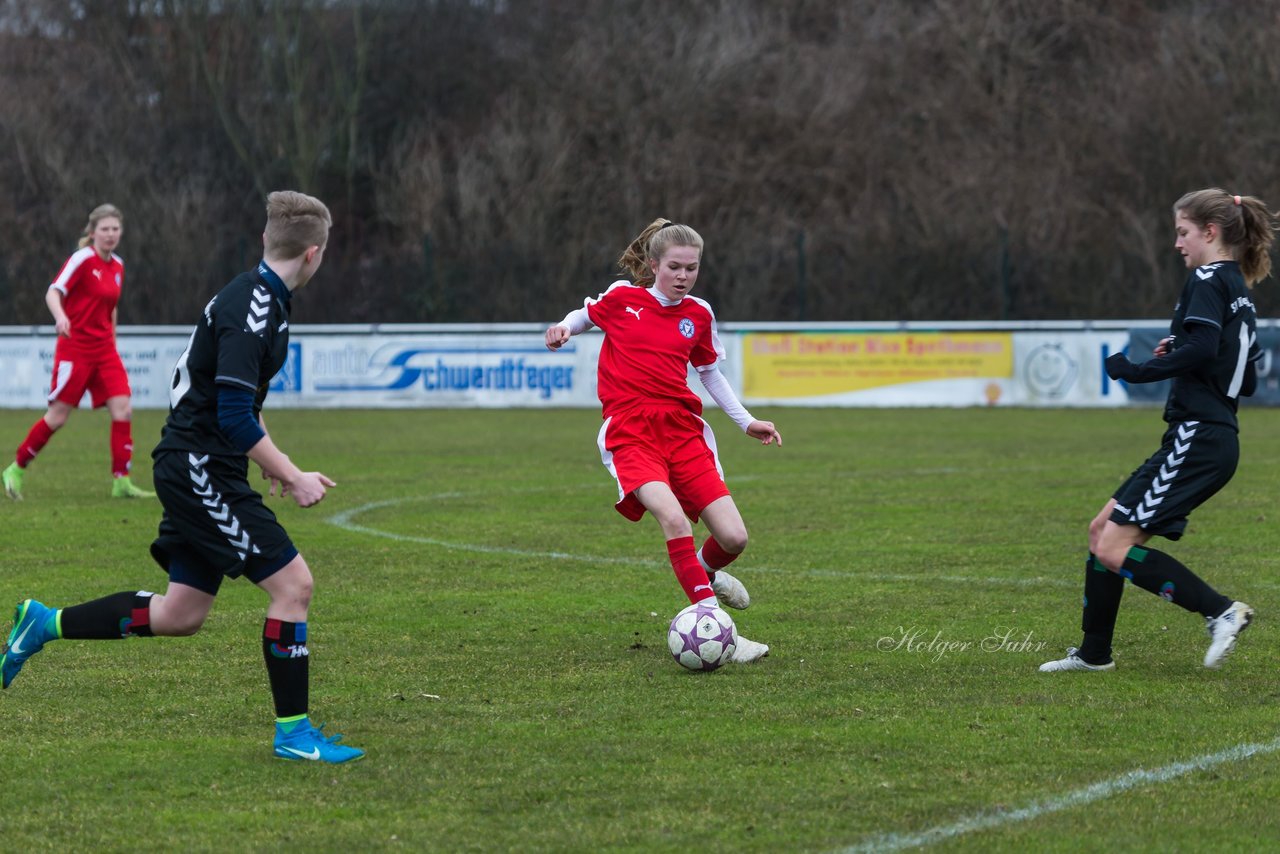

{"left": 1042, "top": 188, "right": 1278, "bottom": 673}
{"left": 1, "top": 192, "right": 363, "bottom": 763}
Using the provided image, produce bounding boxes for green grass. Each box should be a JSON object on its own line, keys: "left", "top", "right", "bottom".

{"left": 2, "top": 406, "right": 1280, "bottom": 852}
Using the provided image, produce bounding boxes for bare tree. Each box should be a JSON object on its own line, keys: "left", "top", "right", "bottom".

{"left": 3, "top": 0, "right": 1280, "bottom": 323}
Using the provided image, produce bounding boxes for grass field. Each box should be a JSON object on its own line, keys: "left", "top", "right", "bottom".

{"left": 2, "top": 405, "right": 1280, "bottom": 852}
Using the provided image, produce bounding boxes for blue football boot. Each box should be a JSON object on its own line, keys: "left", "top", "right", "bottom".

{"left": 273, "top": 718, "right": 365, "bottom": 764}
{"left": 2, "top": 599, "right": 58, "bottom": 688}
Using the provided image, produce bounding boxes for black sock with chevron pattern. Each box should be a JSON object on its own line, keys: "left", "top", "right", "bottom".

{"left": 1078, "top": 554, "right": 1123, "bottom": 664}
{"left": 1121, "top": 546, "right": 1231, "bottom": 618}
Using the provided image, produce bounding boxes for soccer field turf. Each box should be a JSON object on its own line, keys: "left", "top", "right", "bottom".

{"left": 1, "top": 406, "right": 1279, "bottom": 852}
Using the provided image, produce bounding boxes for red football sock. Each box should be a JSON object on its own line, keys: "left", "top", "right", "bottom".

{"left": 110, "top": 420, "right": 133, "bottom": 478}
{"left": 16, "top": 417, "right": 55, "bottom": 467}
{"left": 697, "top": 537, "right": 740, "bottom": 573}
{"left": 667, "top": 536, "right": 715, "bottom": 604}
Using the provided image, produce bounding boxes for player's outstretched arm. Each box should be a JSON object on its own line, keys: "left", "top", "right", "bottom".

{"left": 697, "top": 365, "right": 773, "bottom": 443}
{"left": 1106, "top": 323, "right": 1218, "bottom": 384}
{"left": 545, "top": 305, "right": 594, "bottom": 351}
{"left": 247, "top": 429, "right": 335, "bottom": 508}
{"left": 746, "top": 420, "right": 781, "bottom": 447}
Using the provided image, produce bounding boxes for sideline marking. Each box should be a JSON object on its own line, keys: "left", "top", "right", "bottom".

{"left": 841, "top": 736, "right": 1280, "bottom": 852}
{"left": 327, "top": 494, "right": 1280, "bottom": 591}
{"left": 325, "top": 495, "right": 1078, "bottom": 588}
{"left": 326, "top": 496, "right": 633, "bottom": 564}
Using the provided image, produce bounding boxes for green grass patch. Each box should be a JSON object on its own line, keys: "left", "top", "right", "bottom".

{"left": 1, "top": 406, "right": 1278, "bottom": 851}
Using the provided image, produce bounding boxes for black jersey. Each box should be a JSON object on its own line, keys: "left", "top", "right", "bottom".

{"left": 155, "top": 264, "right": 292, "bottom": 457}
{"left": 1163, "top": 261, "right": 1259, "bottom": 429}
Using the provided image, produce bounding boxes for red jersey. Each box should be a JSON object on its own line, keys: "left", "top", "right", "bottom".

{"left": 584, "top": 281, "right": 725, "bottom": 418}
{"left": 50, "top": 247, "right": 123, "bottom": 358}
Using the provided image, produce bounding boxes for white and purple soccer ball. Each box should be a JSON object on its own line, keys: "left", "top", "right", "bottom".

{"left": 668, "top": 601, "right": 737, "bottom": 671}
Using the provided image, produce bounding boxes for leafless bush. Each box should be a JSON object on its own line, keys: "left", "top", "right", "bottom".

{"left": 2, "top": 0, "right": 1280, "bottom": 323}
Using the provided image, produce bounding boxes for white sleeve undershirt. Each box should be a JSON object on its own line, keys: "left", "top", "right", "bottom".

{"left": 556, "top": 306, "right": 594, "bottom": 335}
{"left": 697, "top": 365, "right": 754, "bottom": 431}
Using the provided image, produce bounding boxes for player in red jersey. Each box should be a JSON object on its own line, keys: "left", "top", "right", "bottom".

{"left": 546, "top": 219, "right": 781, "bottom": 663}
{"left": 2, "top": 204, "right": 153, "bottom": 500}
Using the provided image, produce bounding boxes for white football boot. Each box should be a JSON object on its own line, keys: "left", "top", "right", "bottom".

{"left": 1204, "top": 601, "right": 1253, "bottom": 669}
{"left": 1038, "top": 647, "right": 1115, "bottom": 673}
{"left": 711, "top": 571, "right": 750, "bottom": 610}
{"left": 731, "top": 635, "right": 769, "bottom": 663}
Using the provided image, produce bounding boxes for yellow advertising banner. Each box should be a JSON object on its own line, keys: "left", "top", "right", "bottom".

{"left": 742, "top": 332, "right": 1014, "bottom": 398}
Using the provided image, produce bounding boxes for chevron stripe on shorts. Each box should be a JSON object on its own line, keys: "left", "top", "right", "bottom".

{"left": 1131, "top": 421, "right": 1198, "bottom": 522}
{"left": 186, "top": 453, "right": 262, "bottom": 561}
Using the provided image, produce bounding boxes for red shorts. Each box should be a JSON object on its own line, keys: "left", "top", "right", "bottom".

{"left": 48, "top": 349, "right": 131, "bottom": 408}
{"left": 597, "top": 405, "right": 730, "bottom": 522}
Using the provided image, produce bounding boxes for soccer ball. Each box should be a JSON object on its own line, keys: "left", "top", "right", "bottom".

{"left": 667, "top": 601, "right": 737, "bottom": 671}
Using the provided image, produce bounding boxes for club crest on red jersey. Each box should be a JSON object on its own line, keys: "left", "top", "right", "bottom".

{"left": 678, "top": 318, "right": 695, "bottom": 339}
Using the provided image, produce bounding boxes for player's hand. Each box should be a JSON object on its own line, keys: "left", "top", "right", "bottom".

{"left": 1105, "top": 352, "right": 1136, "bottom": 382}
{"left": 545, "top": 325, "right": 570, "bottom": 351}
{"left": 1153, "top": 337, "right": 1173, "bottom": 357}
{"left": 286, "top": 471, "right": 336, "bottom": 508}
{"left": 55, "top": 318, "right": 72, "bottom": 338}
{"left": 746, "top": 420, "right": 782, "bottom": 446}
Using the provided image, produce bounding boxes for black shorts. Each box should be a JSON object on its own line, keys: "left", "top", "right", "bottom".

{"left": 1110, "top": 420, "right": 1238, "bottom": 541}
{"left": 149, "top": 450, "right": 298, "bottom": 596}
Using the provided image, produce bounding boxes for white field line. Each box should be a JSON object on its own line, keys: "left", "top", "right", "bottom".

{"left": 324, "top": 495, "right": 1078, "bottom": 588}
{"left": 840, "top": 736, "right": 1280, "bottom": 853}
{"left": 326, "top": 494, "right": 1280, "bottom": 591}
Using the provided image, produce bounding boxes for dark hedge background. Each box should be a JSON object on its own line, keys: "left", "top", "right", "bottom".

{"left": 3, "top": 0, "right": 1279, "bottom": 324}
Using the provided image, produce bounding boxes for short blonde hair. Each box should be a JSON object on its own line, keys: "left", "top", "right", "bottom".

{"left": 616, "top": 218, "right": 704, "bottom": 288}
{"left": 77, "top": 203, "right": 123, "bottom": 249}
{"left": 263, "top": 191, "right": 331, "bottom": 259}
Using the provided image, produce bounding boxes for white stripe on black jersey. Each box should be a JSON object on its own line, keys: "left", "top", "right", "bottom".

{"left": 1163, "top": 261, "right": 1259, "bottom": 429}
